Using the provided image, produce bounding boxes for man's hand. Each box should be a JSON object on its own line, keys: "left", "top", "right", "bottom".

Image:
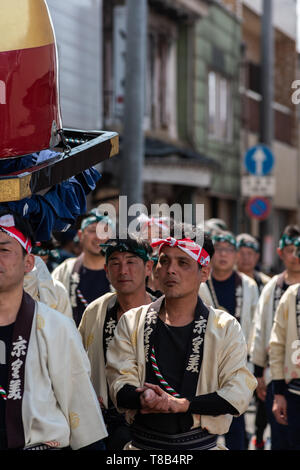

{"left": 98, "top": 396, "right": 105, "bottom": 409}
{"left": 138, "top": 383, "right": 169, "bottom": 413}
{"left": 256, "top": 377, "right": 267, "bottom": 402}
{"left": 168, "top": 395, "right": 190, "bottom": 414}
{"left": 272, "top": 394, "right": 288, "bottom": 425}
{"left": 137, "top": 382, "right": 190, "bottom": 414}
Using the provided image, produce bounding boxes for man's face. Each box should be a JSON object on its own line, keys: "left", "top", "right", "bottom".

{"left": 212, "top": 242, "right": 237, "bottom": 273}
{"left": 156, "top": 246, "right": 209, "bottom": 299}
{"left": 277, "top": 244, "right": 300, "bottom": 273}
{"left": 0, "top": 232, "right": 34, "bottom": 292}
{"left": 78, "top": 222, "right": 109, "bottom": 256}
{"left": 105, "top": 251, "right": 153, "bottom": 295}
{"left": 237, "top": 247, "right": 259, "bottom": 274}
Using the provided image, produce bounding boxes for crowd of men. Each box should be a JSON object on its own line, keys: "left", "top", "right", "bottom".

{"left": 0, "top": 208, "right": 299, "bottom": 451}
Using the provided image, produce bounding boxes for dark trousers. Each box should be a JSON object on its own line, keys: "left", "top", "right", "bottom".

{"left": 286, "top": 390, "right": 300, "bottom": 450}
{"left": 254, "top": 393, "right": 268, "bottom": 444}
{"left": 0, "top": 428, "right": 7, "bottom": 451}
{"left": 265, "top": 382, "right": 289, "bottom": 450}
{"left": 104, "top": 409, "right": 132, "bottom": 451}
{"left": 224, "top": 414, "right": 246, "bottom": 450}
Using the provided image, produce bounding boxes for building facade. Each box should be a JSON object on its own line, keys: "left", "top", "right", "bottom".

{"left": 191, "top": 1, "right": 242, "bottom": 231}
{"left": 96, "top": 0, "right": 239, "bottom": 228}
{"left": 47, "top": 0, "right": 104, "bottom": 130}
{"left": 45, "top": 0, "right": 299, "bottom": 272}
{"left": 223, "top": 0, "right": 299, "bottom": 270}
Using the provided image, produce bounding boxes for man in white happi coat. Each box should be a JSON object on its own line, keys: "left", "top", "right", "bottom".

{"left": 79, "top": 236, "right": 154, "bottom": 450}
{"left": 236, "top": 233, "right": 271, "bottom": 295}
{"left": 250, "top": 225, "right": 300, "bottom": 450}
{"left": 106, "top": 225, "right": 257, "bottom": 451}
{"left": 236, "top": 233, "right": 270, "bottom": 449}
{"left": 24, "top": 255, "right": 73, "bottom": 318}
{"left": 198, "top": 230, "right": 259, "bottom": 450}
{"left": 0, "top": 211, "right": 107, "bottom": 450}
{"left": 52, "top": 210, "right": 113, "bottom": 326}
{"left": 269, "top": 277, "right": 300, "bottom": 450}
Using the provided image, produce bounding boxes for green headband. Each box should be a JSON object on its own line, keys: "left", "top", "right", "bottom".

{"left": 32, "top": 246, "right": 50, "bottom": 257}
{"left": 212, "top": 234, "right": 237, "bottom": 248}
{"left": 100, "top": 241, "right": 151, "bottom": 264}
{"left": 237, "top": 239, "right": 259, "bottom": 252}
{"left": 31, "top": 246, "right": 61, "bottom": 261}
{"left": 279, "top": 234, "right": 300, "bottom": 250}
{"left": 81, "top": 214, "right": 114, "bottom": 232}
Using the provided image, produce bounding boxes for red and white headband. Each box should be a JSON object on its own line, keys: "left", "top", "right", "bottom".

{"left": 151, "top": 237, "right": 210, "bottom": 267}
{"left": 138, "top": 214, "right": 169, "bottom": 233}
{"left": 0, "top": 215, "right": 32, "bottom": 253}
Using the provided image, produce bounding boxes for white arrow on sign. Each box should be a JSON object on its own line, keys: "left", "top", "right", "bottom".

{"left": 253, "top": 147, "right": 266, "bottom": 176}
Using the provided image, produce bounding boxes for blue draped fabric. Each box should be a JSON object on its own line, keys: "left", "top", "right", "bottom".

{"left": 0, "top": 167, "right": 102, "bottom": 240}
{"left": 0, "top": 150, "right": 61, "bottom": 175}
{"left": 0, "top": 155, "right": 37, "bottom": 175}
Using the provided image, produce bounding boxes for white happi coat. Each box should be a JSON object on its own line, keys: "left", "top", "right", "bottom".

{"left": 79, "top": 292, "right": 117, "bottom": 408}
{"left": 52, "top": 257, "right": 113, "bottom": 309}
{"left": 199, "top": 272, "right": 259, "bottom": 351}
{"left": 52, "top": 256, "right": 78, "bottom": 295}
{"left": 22, "top": 301, "right": 107, "bottom": 449}
{"left": 256, "top": 271, "right": 272, "bottom": 288}
{"left": 269, "top": 284, "right": 300, "bottom": 385}
{"left": 24, "top": 256, "right": 73, "bottom": 318}
{"left": 250, "top": 274, "right": 285, "bottom": 385}
{"left": 106, "top": 296, "right": 257, "bottom": 436}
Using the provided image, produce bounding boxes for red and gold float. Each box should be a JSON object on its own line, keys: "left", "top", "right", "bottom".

{"left": 0, "top": 0, "right": 62, "bottom": 158}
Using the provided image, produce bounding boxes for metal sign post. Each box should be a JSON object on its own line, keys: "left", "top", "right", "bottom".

{"left": 242, "top": 144, "right": 275, "bottom": 210}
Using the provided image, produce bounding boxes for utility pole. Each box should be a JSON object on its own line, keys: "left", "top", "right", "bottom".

{"left": 120, "top": 0, "right": 147, "bottom": 220}
{"left": 260, "top": 0, "right": 274, "bottom": 272}
{"left": 260, "top": 0, "right": 274, "bottom": 147}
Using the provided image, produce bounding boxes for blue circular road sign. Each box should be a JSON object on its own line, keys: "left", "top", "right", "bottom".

{"left": 244, "top": 145, "right": 274, "bottom": 176}
{"left": 246, "top": 197, "right": 271, "bottom": 221}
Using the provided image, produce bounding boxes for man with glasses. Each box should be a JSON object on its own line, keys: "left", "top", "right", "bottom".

{"left": 199, "top": 230, "right": 259, "bottom": 450}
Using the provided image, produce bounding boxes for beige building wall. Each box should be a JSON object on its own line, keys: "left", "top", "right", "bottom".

{"left": 242, "top": 0, "right": 297, "bottom": 41}
{"left": 273, "top": 142, "right": 298, "bottom": 209}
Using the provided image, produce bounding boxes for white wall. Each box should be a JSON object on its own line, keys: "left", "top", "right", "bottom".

{"left": 46, "top": 0, "right": 103, "bottom": 130}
